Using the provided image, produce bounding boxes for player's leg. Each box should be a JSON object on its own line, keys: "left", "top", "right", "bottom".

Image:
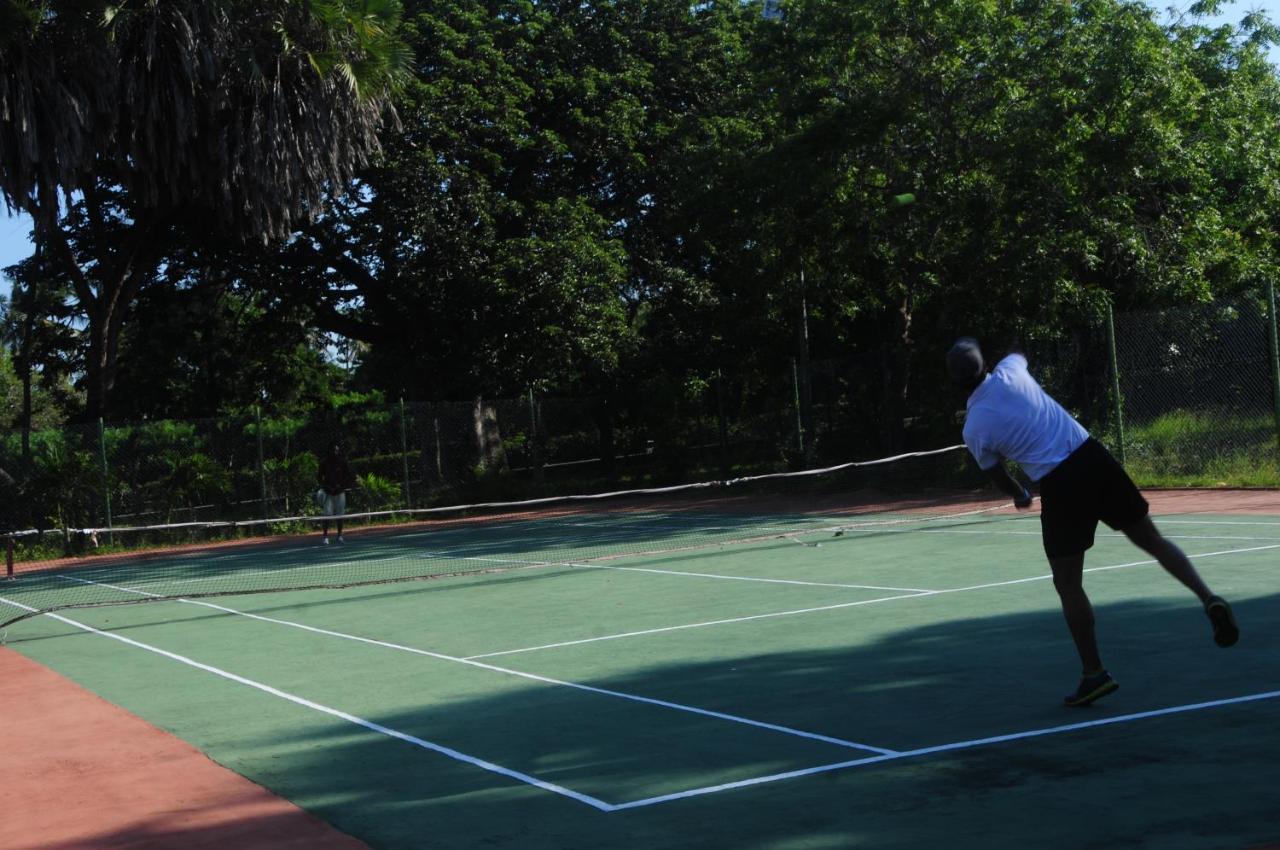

{"left": 1049, "top": 553, "right": 1119, "bottom": 707}
{"left": 321, "top": 492, "right": 334, "bottom": 543}
{"left": 1122, "top": 516, "right": 1238, "bottom": 646}
{"left": 1095, "top": 438, "right": 1240, "bottom": 647}
{"left": 1048, "top": 553, "right": 1102, "bottom": 671}
{"left": 1039, "top": 446, "right": 1118, "bottom": 706}
{"left": 334, "top": 492, "right": 346, "bottom": 542}
{"left": 1121, "top": 516, "right": 1211, "bottom": 601}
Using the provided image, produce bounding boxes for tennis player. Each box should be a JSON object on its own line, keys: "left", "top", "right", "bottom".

{"left": 317, "top": 442, "right": 356, "bottom": 544}
{"left": 947, "top": 337, "right": 1239, "bottom": 707}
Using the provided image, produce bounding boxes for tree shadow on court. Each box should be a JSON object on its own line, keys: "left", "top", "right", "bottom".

{"left": 46, "top": 590, "right": 1279, "bottom": 850}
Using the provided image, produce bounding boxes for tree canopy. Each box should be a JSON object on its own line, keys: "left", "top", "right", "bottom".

{"left": 1, "top": 0, "right": 1278, "bottom": 452}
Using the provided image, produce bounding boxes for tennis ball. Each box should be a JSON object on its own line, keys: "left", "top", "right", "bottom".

{"left": 891, "top": 192, "right": 916, "bottom": 207}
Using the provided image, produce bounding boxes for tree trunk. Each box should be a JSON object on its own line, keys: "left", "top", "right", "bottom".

{"left": 18, "top": 308, "right": 33, "bottom": 469}
{"left": 879, "top": 292, "right": 914, "bottom": 454}
{"left": 472, "top": 397, "right": 507, "bottom": 472}
{"left": 595, "top": 398, "right": 616, "bottom": 484}
{"left": 49, "top": 221, "right": 155, "bottom": 423}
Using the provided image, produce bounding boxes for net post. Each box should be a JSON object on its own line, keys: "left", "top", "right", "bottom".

{"left": 1105, "top": 303, "right": 1126, "bottom": 467}
{"left": 1268, "top": 281, "right": 1280, "bottom": 456}
{"left": 98, "top": 418, "right": 114, "bottom": 545}
{"left": 399, "top": 398, "right": 412, "bottom": 508}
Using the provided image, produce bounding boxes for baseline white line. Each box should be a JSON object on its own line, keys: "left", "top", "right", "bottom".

{"left": 466, "top": 543, "right": 1280, "bottom": 659}
{"left": 1156, "top": 519, "right": 1280, "bottom": 527}
{"left": 0, "top": 596, "right": 615, "bottom": 812}
{"left": 611, "top": 687, "right": 1280, "bottom": 810}
{"left": 909, "top": 529, "right": 1280, "bottom": 542}
{"left": 52, "top": 575, "right": 896, "bottom": 756}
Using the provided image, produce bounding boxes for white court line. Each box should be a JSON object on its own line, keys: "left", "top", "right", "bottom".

{"left": 21, "top": 587, "right": 1276, "bottom": 812}
{"left": 465, "top": 543, "right": 1280, "bottom": 659}
{"left": 910, "top": 529, "right": 1280, "bottom": 542}
{"left": 610, "top": 687, "right": 1280, "bottom": 810}
{"left": 0, "top": 596, "right": 615, "bottom": 812}
{"left": 417, "top": 551, "right": 932, "bottom": 594}
{"left": 52, "top": 575, "right": 896, "bottom": 756}
{"left": 18, "top": 537, "right": 1279, "bottom": 811}
{"left": 1157, "top": 519, "right": 1280, "bottom": 527}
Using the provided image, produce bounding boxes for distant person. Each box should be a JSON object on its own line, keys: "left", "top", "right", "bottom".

{"left": 317, "top": 442, "right": 356, "bottom": 544}
{"left": 947, "top": 337, "right": 1238, "bottom": 707}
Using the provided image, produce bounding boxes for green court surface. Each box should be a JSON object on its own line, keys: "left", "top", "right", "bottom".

{"left": 5, "top": 510, "right": 1280, "bottom": 848}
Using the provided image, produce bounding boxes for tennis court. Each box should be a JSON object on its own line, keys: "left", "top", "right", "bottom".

{"left": 3, "top": 488, "right": 1279, "bottom": 848}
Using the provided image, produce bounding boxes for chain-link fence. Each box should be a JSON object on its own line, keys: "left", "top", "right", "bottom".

{"left": 2, "top": 288, "right": 1279, "bottom": 538}
{"left": 1106, "top": 293, "right": 1280, "bottom": 486}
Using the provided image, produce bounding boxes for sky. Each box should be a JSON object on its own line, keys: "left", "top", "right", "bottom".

{"left": 1, "top": 0, "right": 1278, "bottom": 301}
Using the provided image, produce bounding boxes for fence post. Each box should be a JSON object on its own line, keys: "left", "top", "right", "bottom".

{"left": 527, "top": 389, "right": 544, "bottom": 484}
{"left": 6, "top": 535, "right": 13, "bottom": 578}
{"left": 98, "top": 418, "right": 113, "bottom": 543}
{"left": 1105, "top": 303, "right": 1126, "bottom": 467}
{"left": 791, "top": 358, "right": 805, "bottom": 456}
{"left": 715, "top": 370, "right": 729, "bottom": 480}
{"left": 399, "top": 398, "right": 412, "bottom": 508}
{"left": 1268, "top": 281, "right": 1280, "bottom": 454}
{"left": 255, "top": 406, "right": 268, "bottom": 519}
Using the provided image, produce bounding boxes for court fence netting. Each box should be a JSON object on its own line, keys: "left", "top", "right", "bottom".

{"left": 0, "top": 445, "right": 1014, "bottom": 630}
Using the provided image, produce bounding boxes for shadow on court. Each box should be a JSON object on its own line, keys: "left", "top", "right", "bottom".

{"left": 25, "top": 590, "right": 1278, "bottom": 850}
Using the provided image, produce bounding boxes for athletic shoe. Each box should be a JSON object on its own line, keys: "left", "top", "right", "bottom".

{"left": 336, "top": 535, "right": 346, "bottom": 544}
{"left": 1206, "top": 596, "right": 1239, "bottom": 648}
{"left": 1064, "top": 670, "right": 1119, "bottom": 707}
{"left": 322, "top": 537, "right": 330, "bottom": 546}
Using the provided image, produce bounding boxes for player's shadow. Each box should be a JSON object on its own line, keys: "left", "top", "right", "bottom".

{"left": 38, "top": 591, "right": 1280, "bottom": 850}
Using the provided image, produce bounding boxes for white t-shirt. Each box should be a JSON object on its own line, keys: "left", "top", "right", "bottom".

{"left": 962, "top": 354, "right": 1089, "bottom": 482}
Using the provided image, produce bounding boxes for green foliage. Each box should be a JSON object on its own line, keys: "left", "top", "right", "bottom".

{"left": 5, "top": 0, "right": 1280, "bottom": 466}
{"left": 0, "top": 347, "right": 19, "bottom": 429}
{"left": 1123, "top": 409, "right": 1280, "bottom": 487}
{"left": 356, "top": 471, "right": 401, "bottom": 510}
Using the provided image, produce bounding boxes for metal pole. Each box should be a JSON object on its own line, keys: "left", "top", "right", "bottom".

{"left": 1268, "top": 281, "right": 1280, "bottom": 454}
{"left": 1105, "top": 303, "right": 1126, "bottom": 467}
{"left": 98, "top": 418, "right": 113, "bottom": 543}
{"left": 528, "top": 389, "right": 543, "bottom": 484}
{"left": 6, "top": 535, "right": 13, "bottom": 578}
{"left": 399, "top": 398, "right": 412, "bottom": 508}
{"left": 716, "top": 369, "right": 729, "bottom": 480}
{"left": 255, "top": 406, "right": 268, "bottom": 519}
{"left": 792, "top": 358, "right": 804, "bottom": 455}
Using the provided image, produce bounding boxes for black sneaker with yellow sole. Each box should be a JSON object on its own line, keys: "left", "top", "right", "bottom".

{"left": 1206, "top": 596, "right": 1239, "bottom": 648}
{"left": 1064, "top": 670, "right": 1119, "bottom": 708}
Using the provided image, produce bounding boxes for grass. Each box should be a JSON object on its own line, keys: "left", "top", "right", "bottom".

{"left": 1119, "top": 408, "right": 1280, "bottom": 487}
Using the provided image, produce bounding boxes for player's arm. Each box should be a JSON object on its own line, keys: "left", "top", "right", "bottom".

{"left": 984, "top": 461, "right": 1033, "bottom": 509}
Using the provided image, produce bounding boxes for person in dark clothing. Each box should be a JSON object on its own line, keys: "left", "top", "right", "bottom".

{"left": 317, "top": 442, "right": 356, "bottom": 544}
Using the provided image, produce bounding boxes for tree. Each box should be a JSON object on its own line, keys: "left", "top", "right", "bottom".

{"left": 696, "top": 0, "right": 1280, "bottom": 450}
{"left": 111, "top": 274, "right": 347, "bottom": 421}
{"left": 1, "top": 254, "right": 80, "bottom": 460}
{"left": 0, "top": 0, "right": 411, "bottom": 420}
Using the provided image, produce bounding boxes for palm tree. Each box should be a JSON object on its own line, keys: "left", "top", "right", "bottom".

{"left": 0, "top": 0, "right": 411, "bottom": 419}
{"left": 1, "top": 0, "right": 410, "bottom": 239}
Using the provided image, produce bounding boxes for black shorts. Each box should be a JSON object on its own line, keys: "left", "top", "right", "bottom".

{"left": 1038, "top": 437, "right": 1148, "bottom": 558}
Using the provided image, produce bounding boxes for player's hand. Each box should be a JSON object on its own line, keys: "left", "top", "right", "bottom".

{"left": 1014, "top": 488, "right": 1033, "bottom": 510}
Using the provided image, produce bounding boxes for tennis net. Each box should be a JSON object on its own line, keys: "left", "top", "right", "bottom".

{"left": 0, "top": 445, "right": 1007, "bottom": 630}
